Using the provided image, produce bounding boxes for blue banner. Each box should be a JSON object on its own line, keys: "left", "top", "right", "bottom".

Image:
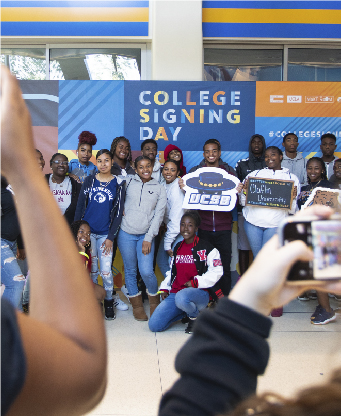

{"left": 124, "top": 81, "right": 256, "bottom": 152}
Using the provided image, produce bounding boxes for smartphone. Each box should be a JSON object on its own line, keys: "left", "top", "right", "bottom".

{"left": 279, "top": 217, "right": 341, "bottom": 282}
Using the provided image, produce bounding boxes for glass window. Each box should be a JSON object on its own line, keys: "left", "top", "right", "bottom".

{"left": 49, "top": 48, "right": 141, "bottom": 80}
{"left": 204, "top": 48, "right": 283, "bottom": 81}
{"left": 288, "top": 48, "right": 341, "bottom": 81}
{"left": 1, "top": 48, "right": 46, "bottom": 80}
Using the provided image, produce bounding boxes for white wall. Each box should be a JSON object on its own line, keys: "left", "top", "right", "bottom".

{"left": 151, "top": 0, "right": 203, "bottom": 81}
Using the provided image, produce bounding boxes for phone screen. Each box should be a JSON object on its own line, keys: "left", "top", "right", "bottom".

{"left": 284, "top": 220, "right": 341, "bottom": 281}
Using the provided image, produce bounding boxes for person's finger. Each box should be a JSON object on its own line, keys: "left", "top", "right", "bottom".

{"left": 295, "top": 205, "right": 333, "bottom": 219}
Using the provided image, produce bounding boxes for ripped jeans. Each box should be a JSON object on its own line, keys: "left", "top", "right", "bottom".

{"left": 1, "top": 238, "right": 26, "bottom": 309}
{"left": 90, "top": 234, "right": 113, "bottom": 300}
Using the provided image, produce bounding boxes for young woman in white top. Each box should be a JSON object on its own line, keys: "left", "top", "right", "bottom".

{"left": 156, "top": 159, "right": 185, "bottom": 277}
{"left": 239, "top": 146, "right": 300, "bottom": 317}
{"left": 240, "top": 146, "right": 300, "bottom": 259}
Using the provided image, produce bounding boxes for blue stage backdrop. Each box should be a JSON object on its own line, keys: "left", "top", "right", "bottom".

{"left": 21, "top": 80, "right": 341, "bottom": 171}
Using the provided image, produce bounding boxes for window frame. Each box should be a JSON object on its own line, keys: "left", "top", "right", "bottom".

{"left": 204, "top": 42, "right": 341, "bottom": 81}
{"left": 1, "top": 42, "right": 150, "bottom": 80}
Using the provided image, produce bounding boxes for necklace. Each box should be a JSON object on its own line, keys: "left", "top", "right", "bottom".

{"left": 98, "top": 174, "right": 113, "bottom": 188}
{"left": 51, "top": 175, "right": 64, "bottom": 187}
{"left": 310, "top": 179, "right": 322, "bottom": 190}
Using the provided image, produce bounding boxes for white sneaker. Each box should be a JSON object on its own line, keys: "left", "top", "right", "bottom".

{"left": 113, "top": 293, "right": 129, "bottom": 311}
{"left": 120, "top": 285, "right": 131, "bottom": 303}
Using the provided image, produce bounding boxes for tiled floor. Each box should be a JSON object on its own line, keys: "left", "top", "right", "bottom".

{"left": 88, "top": 293, "right": 341, "bottom": 416}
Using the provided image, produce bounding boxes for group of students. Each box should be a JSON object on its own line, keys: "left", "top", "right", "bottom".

{"left": 2, "top": 126, "right": 340, "bottom": 331}
{"left": 234, "top": 132, "right": 341, "bottom": 323}
{"left": 3, "top": 66, "right": 341, "bottom": 417}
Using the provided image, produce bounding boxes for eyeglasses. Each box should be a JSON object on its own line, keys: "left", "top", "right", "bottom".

{"left": 52, "top": 160, "right": 69, "bottom": 165}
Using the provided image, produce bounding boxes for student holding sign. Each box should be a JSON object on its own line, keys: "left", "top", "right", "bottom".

{"left": 184, "top": 139, "right": 241, "bottom": 296}
{"left": 296, "top": 157, "right": 338, "bottom": 324}
{"left": 240, "top": 146, "right": 300, "bottom": 315}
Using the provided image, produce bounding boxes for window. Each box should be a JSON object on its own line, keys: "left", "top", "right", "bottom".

{"left": 204, "top": 45, "right": 341, "bottom": 82}
{"left": 1, "top": 44, "right": 147, "bottom": 80}
{"left": 204, "top": 48, "right": 283, "bottom": 81}
{"left": 1, "top": 48, "right": 46, "bottom": 80}
{"left": 50, "top": 48, "right": 141, "bottom": 80}
{"left": 288, "top": 48, "right": 341, "bottom": 81}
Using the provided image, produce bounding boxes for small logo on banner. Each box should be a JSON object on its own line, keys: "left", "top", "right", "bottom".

{"left": 287, "top": 95, "right": 302, "bottom": 103}
{"left": 337, "top": 97, "right": 341, "bottom": 102}
{"left": 305, "top": 96, "right": 334, "bottom": 103}
{"left": 270, "top": 95, "right": 284, "bottom": 103}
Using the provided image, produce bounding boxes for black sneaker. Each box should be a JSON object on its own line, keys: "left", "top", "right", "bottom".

{"left": 311, "top": 307, "right": 336, "bottom": 325}
{"left": 185, "top": 318, "right": 196, "bottom": 334}
{"left": 104, "top": 299, "right": 116, "bottom": 320}
{"left": 181, "top": 316, "right": 190, "bottom": 324}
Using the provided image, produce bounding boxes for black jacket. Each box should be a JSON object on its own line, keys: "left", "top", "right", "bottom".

{"left": 45, "top": 174, "right": 81, "bottom": 226}
{"left": 1, "top": 180, "right": 24, "bottom": 248}
{"left": 159, "top": 298, "right": 272, "bottom": 416}
{"left": 111, "top": 160, "right": 135, "bottom": 176}
{"left": 234, "top": 134, "right": 267, "bottom": 182}
{"left": 234, "top": 135, "right": 267, "bottom": 212}
{"left": 74, "top": 174, "right": 126, "bottom": 241}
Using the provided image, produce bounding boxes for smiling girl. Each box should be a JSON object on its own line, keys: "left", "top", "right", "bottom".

{"left": 71, "top": 220, "right": 106, "bottom": 303}
{"left": 296, "top": 157, "right": 337, "bottom": 325}
{"left": 110, "top": 136, "right": 135, "bottom": 177}
{"left": 149, "top": 211, "right": 224, "bottom": 334}
{"left": 74, "top": 149, "right": 126, "bottom": 320}
{"left": 46, "top": 153, "right": 81, "bottom": 226}
{"left": 117, "top": 155, "right": 167, "bottom": 321}
{"left": 69, "top": 131, "right": 97, "bottom": 183}
{"left": 163, "top": 144, "right": 187, "bottom": 176}
{"left": 156, "top": 159, "right": 185, "bottom": 277}
{"left": 240, "top": 146, "right": 300, "bottom": 316}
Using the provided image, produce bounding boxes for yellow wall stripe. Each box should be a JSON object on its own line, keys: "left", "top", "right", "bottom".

{"left": 203, "top": 8, "right": 341, "bottom": 25}
{"left": 2, "top": 7, "right": 148, "bottom": 22}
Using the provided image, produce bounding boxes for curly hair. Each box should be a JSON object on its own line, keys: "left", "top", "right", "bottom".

{"left": 70, "top": 220, "right": 91, "bottom": 250}
{"left": 232, "top": 369, "right": 341, "bottom": 415}
{"left": 110, "top": 136, "right": 132, "bottom": 163}
{"left": 77, "top": 131, "right": 97, "bottom": 149}
{"left": 181, "top": 210, "right": 201, "bottom": 228}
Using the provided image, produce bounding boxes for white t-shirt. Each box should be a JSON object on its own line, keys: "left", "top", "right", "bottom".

{"left": 240, "top": 167, "right": 301, "bottom": 228}
{"left": 49, "top": 176, "right": 72, "bottom": 215}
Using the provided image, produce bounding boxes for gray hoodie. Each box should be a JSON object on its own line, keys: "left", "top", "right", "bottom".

{"left": 120, "top": 174, "right": 167, "bottom": 242}
{"left": 281, "top": 152, "right": 307, "bottom": 185}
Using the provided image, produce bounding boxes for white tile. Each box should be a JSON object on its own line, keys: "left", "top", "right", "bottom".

{"left": 258, "top": 332, "right": 341, "bottom": 398}
{"left": 87, "top": 295, "right": 341, "bottom": 416}
{"left": 155, "top": 330, "right": 190, "bottom": 395}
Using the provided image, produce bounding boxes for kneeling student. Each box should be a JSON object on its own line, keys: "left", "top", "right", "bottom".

{"left": 149, "top": 211, "right": 223, "bottom": 334}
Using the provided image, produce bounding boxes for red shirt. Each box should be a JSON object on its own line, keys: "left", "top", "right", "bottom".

{"left": 171, "top": 242, "right": 198, "bottom": 293}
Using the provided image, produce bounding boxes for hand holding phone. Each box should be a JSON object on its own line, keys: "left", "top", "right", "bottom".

{"left": 229, "top": 206, "right": 341, "bottom": 317}
{"left": 279, "top": 213, "right": 341, "bottom": 282}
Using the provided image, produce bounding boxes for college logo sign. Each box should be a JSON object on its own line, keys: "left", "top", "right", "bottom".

{"left": 182, "top": 168, "right": 240, "bottom": 212}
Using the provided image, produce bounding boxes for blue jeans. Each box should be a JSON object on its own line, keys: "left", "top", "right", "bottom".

{"left": 244, "top": 221, "right": 278, "bottom": 258}
{"left": 90, "top": 234, "right": 113, "bottom": 300}
{"left": 117, "top": 229, "right": 158, "bottom": 297}
{"left": 148, "top": 288, "right": 209, "bottom": 332}
{"left": 156, "top": 233, "right": 183, "bottom": 277}
{"left": 22, "top": 270, "right": 30, "bottom": 305}
{"left": 1, "top": 238, "right": 26, "bottom": 309}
